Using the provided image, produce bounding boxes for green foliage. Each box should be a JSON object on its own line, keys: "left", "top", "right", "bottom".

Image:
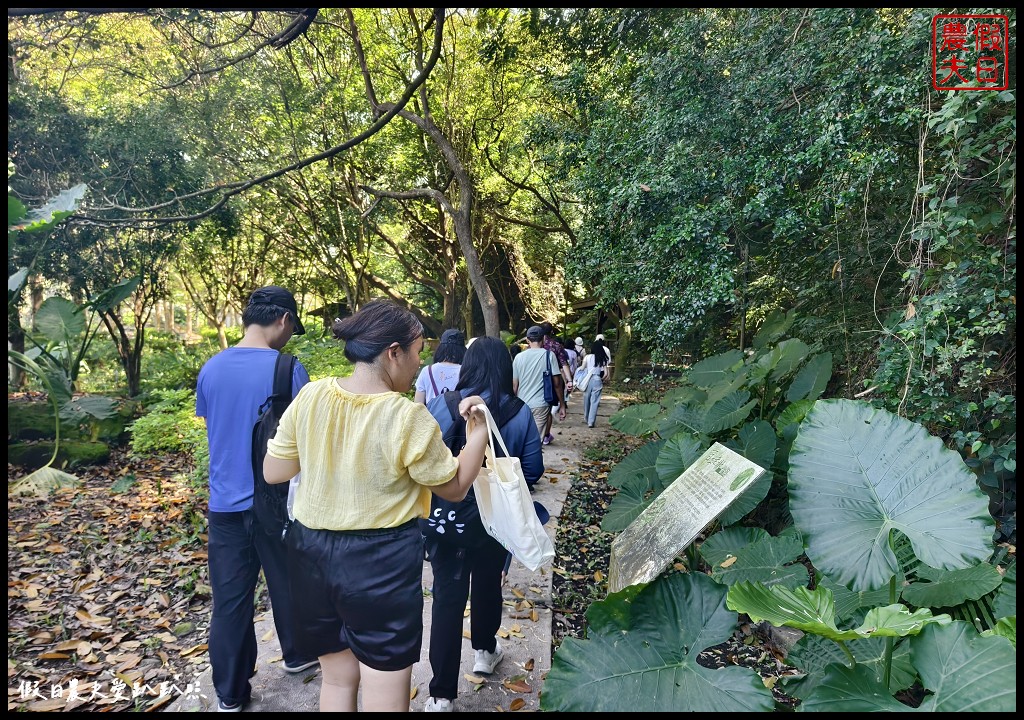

{"left": 604, "top": 321, "right": 829, "bottom": 531}
{"left": 139, "top": 331, "right": 219, "bottom": 394}
{"left": 789, "top": 400, "right": 994, "bottom": 592}
{"left": 283, "top": 325, "right": 353, "bottom": 381}
{"left": 555, "top": 391, "right": 1013, "bottom": 710}
{"left": 128, "top": 389, "right": 206, "bottom": 459}
{"left": 542, "top": 573, "right": 776, "bottom": 712}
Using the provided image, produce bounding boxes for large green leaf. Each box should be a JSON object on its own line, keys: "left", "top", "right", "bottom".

{"left": 785, "top": 634, "right": 916, "bottom": 695}
{"left": 774, "top": 399, "right": 814, "bottom": 438}
{"left": 607, "top": 439, "right": 664, "bottom": 489}
{"left": 89, "top": 275, "right": 141, "bottom": 313}
{"left": 992, "top": 562, "right": 1015, "bottom": 620}
{"left": 687, "top": 349, "right": 744, "bottom": 389}
{"left": 699, "top": 526, "right": 807, "bottom": 587}
{"left": 985, "top": 617, "right": 1015, "bottom": 648}
{"left": 901, "top": 562, "right": 1004, "bottom": 609}
{"left": 768, "top": 338, "right": 811, "bottom": 382}
{"left": 35, "top": 296, "right": 85, "bottom": 342}
{"left": 719, "top": 421, "right": 776, "bottom": 525}
{"left": 785, "top": 351, "right": 832, "bottom": 402}
{"left": 788, "top": 400, "right": 994, "bottom": 591}
{"left": 658, "top": 402, "right": 708, "bottom": 437}
{"left": 59, "top": 395, "right": 119, "bottom": 423}
{"left": 9, "top": 267, "right": 28, "bottom": 294}
{"left": 704, "top": 391, "right": 757, "bottom": 433}
{"left": 914, "top": 621, "right": 1017, "bottom": 711}
{"left": 17, "top": 183, "right": 87, "bottom": 233}
{"left": 727, "top": 582, "right": 951, "bottom": 641}
{"left": 728, "top": 420, "right": 777, "bottom": 472}
{"left": 662, "top": 384, "right": 707, "bottom": 408}
{"left": 655, "top": 432, "right": 706, "bottom": 484}
{"left": 609, "top": 403, "right": 663, "bottom": 436}
{"left": 752, "top": 308, "right": 795, "bottom": 349}
{"left": 601, "top": 474, "right": 655, "bottom": 532}
{"left": 792, "top": 663, "right": 914, "bottom": 711}
{"left": 816, "top": 576, "right": 892, "bottom": 625}
{"left": 541, "top": 573, "right": 775, "bottom": 712}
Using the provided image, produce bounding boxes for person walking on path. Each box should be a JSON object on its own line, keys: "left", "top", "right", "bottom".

{"left": 262, "top": 300, "right": 490, "bottom": 712}
{"left": 421, "top": 336, "right": 545, "bottom": 713}
{"left": 539, "top": 322, "right": 572, "bottom": 444}
{"left": 580, "top": 338, "right": 610, "bottom": 428}
{"left": 195, "top": 285, "right": 319, "bottom": 713}
{"left": 414, "top": 329, "right": 466, "bottom": 405}
{"left": 512, "top": 325, "right": 565, "bottom": 443}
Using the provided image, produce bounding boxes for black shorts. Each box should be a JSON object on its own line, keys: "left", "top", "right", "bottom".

{"left": 286, "top": 519, "right": 425, "bottom": 671}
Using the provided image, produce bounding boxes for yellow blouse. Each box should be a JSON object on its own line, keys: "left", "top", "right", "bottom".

{"left": 267, "top": 378, "right": 459, "bottom": 530}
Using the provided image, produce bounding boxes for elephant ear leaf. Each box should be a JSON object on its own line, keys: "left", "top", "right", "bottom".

{"left": 610, "top": 403, "right": 663, "bottom": 435}
{"left": 541, "top": 573, "right": 775, "bottom": 712}
{"left": 607, "top": 440, "right": 664, "bottom": 489}
{"left": 786, "top": 352, "right": 832, "bottom": 402}
{"left": 788, "top": 400, "right": 993, "bottom": 592}
{"left": 992, "top": 563, "right": 1015, "bottom": 620}
{"left": 688, "top": 349, "right": 744, "bottom": 388}
{"left": 914, "top": 621, "right": 1017, "bottom": 712}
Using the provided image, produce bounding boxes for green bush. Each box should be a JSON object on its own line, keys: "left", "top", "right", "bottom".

{"left": 140, "top": 331, "right": 220, "bottom": 394}
{"left": 128, "top": 388, "right": 207, "bottom": 458}
{"left": 284, "top": 325, "right": 353, "bottom": 380}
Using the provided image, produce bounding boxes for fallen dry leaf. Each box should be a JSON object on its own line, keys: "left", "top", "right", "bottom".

{"left": 464, "top": 673, "right": 486, "bottom": 685}
{"left": 510, "top": 698, "right": 526, "bottom": 711}
{"left": 502, "top": 679, "right": 532, "bottom": 693}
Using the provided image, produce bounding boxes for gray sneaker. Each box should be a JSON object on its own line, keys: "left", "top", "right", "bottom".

{"left": 424, "top": 697, "right": 453, "bottom": 712}
{"left": 472, "top": 641, "right": 504, "bottom": 674}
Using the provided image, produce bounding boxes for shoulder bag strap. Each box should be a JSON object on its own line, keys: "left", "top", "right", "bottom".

{"left": 271, "top": 353, "right": 295, "bottom": 413}
{"left": 443, "top": 390, "right": 462, "bottom": 423}
{"left": 428, "top": 365, "right": 440, "bottom": 395}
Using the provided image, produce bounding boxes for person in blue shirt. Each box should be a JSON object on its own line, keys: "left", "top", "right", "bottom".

{"left": 422, "top": 336, "right": 545, "bottom": 713}
{"left": 195, "top": 285, "right": 318, "bottom": 712}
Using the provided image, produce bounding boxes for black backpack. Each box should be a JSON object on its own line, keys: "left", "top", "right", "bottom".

{"left": 251, "top": 352, "right": 296, "bottom": 539}
{"left": 419, "top": 391, "right": 525, "bottom": 547}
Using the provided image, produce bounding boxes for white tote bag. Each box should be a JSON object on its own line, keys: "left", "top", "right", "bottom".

{"left": 472, "top": 404, "right": 555, "bottom": 572}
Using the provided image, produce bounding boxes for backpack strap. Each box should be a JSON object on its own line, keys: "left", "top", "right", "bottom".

{"left": 443, "top": 390, "right": 462, "bottom": 424}
{"left": 428, "top": 365, "right": 440, "bottom": 396}
{"left": 495, "top": 396, "right": 525, "bottom": 428}
{"left": 271, "top": 353, "right": 295, "bottom": 415}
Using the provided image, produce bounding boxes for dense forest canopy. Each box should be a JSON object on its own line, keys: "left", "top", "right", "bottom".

{"left": 8, "top": 7, "right": 1015, "bottom": 451}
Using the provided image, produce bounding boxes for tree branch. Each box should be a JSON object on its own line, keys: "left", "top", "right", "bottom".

{"left": 62, "top": 8, "right": 447, "bottom": 228}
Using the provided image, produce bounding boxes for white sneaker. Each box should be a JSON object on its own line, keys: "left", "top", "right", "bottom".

{"left": 472, "top": 641, "right": 504, "bottom": 674}
{"left": 424, "top": 697, "right": 453, "bottom": 712}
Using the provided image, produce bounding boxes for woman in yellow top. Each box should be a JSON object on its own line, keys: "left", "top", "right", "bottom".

{"left": 264, "top": 300, "right": 488, "bottom": 712}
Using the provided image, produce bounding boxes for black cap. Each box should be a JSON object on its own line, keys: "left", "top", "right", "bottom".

{"left": 248, "top": 286, "right": 306, "bottom": 335}
{"left": 526, "top": 325, "right": 544, "bottom": 341}
{"left": 439, "top": 328, "right": 465, "bottom": 345}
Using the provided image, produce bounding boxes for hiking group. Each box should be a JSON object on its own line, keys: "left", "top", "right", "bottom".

{"left": 197, "top": 286, "right": 608, "bottom": 712}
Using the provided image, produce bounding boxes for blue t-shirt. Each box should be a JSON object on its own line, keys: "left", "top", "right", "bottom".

{"left": 196, "top": 347, "right": 310, "bottom": 512}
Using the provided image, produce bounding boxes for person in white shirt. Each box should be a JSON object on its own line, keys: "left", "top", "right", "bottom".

{"left": 414, "top": 329, "right": 465, "bottom": 405}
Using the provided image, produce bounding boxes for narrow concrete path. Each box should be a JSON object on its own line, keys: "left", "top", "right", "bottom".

{"left": 168, "top": 394, "right": 619, "bottom": 712}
